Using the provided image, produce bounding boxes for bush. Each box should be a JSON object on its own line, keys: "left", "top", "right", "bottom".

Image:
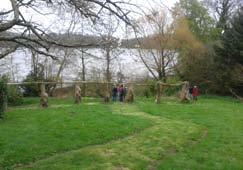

{"left": 142, "top": 83, "right": 156, "bottom": 98}
{"left": 22, "top": 72, "right": 41, "bottom": 97}
{"left": 163, "top": 86, "right": 181, "bottom": 96}
{"left": 21, "top": 69, "right": 57, "bottom": 97}
{"left": 0, "top": 78, "right": 8, "bottom": 119}
{"left": 7, "top": 85, "right": 23, "bottom": 106}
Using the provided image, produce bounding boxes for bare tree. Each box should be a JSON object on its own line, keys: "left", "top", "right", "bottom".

{"left": 92, "top": 13, "right": 122, "bottom": 82}
{"left": 71, "top": 48, "right": 95, "bottom": 96}
{"left": 204, "top": 0, "right": 241, "bottom": 29}
{"left": 0, "top": 53, "right": 20, "bottom": 81}
{"left": 49, "top": 48, "right": 74, "bottom": 95}
{"left": 0, "top": 0, "right": 133, "bottom": 60}
{"left": 134, "top": 8, "right": 177, "bottom": 82}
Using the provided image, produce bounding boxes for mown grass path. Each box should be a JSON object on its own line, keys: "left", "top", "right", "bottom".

{"left": 16, "top": 103, "right": 205, "bottom": 170}
{"left": 138, "top": 96, "right": 243, "bottom": 169}
{"left": 0, "top": 100, "right": 151, "bottom": 169}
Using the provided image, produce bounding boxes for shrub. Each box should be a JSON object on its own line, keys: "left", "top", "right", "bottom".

{"left": 163, "top": 86, "right": 181, "bottom": 96}
{"left": 21, "top": 72, "right": 41, "bottom": 97}
{"left": 142, "top": 83, "right": 156, "bottom": 98}
{"left": 7, "top": 85, "right": 23, "bottom": 106}
{"left": 21, "top": 69, "right": 56, "bottom": 97}
{"left": 0, "top": 78, "right": 8, "bottom": 119}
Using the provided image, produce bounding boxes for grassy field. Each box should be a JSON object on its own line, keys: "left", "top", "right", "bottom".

{"left": 0, "top": 96, "right": 242, "bottom": 169}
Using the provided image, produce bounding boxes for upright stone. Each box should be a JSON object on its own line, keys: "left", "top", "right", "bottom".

{"left": 74, "top": 84, "right": 82, "bottom": 104}
{"left": 180, "top": 81, "right": 191, "bottom": 102}
{"left": 125, "top": 85, "right": 134, "bottom": 103}
{"left": 40, "top": 83, "right": 48, "bottom": 107}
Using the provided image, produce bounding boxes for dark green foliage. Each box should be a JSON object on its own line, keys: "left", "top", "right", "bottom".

{"left": 142, "top": 83, "right": 156, "bottom": 98}
{"left": 21, "top": 62, "right": 59, "bottom": 97}
{"left": 176, "top": 0, "right": 218, "bottom": 42}
{"left": 175, "top": 1, "right": 243, "bottom": 95}
{"left": 127, "top": 82, "right": 156, "bottom": 98}
{"left": 213, "top": 0, "right": 235, "bottom": 30}
{"left": 163, "top": 86, "right": 181, "bottom": 96}
{"left": 21, "top": 67, "right": 44, "bottom": 97}
{"left": 217, "top": 8, "right": 243, "bottom": 65}
{"left": 174, "top": 0, "right": 222, "bottom": 94}
{"left": 0, "top": 77, "right": 8, "bottom": 119}
{"left": 7, "top": 85, "right": 23, "bottom": 106}
{"left": 215, "top": 7, "right": 243, "bottom": 93}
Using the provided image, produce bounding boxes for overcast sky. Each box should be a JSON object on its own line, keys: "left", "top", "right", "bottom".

{"left": 1, "top": 0, "right": 178, "bottom": 37}
{"left": 0, "top": 0, "right": 178, "bottom": 81}
{"left": 1, "top": 0, "right": 178, "bottom": 10}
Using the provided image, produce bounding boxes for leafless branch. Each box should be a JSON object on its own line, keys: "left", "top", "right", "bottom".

{"left": 0, "top": 45, "right": 19, "bottom": 59}
{"left": 0, "top": 0, "right": 134, "bottom": 60}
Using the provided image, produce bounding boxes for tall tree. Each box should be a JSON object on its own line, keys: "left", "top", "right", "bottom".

{"left": 204, "top": 0, "right": 241, "bottom": 30}
{"left": 175, "top": 0, "right": 217, "bottom": 42}
{"left": 172, "top": 15, "right": 215, "bottom": 84}
{"left": 173, "top": 0, "right": 222, "bottom": 92}
{"left": 93, "top": 13, "right": 121, "bottom": 82}
{"left": 215, "top": 7, "right": 243, "bottom": 94}
{"left": 135, "top": 8, "right": 177, "bottom": 82}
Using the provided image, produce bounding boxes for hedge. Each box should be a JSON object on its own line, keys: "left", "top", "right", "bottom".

{"left": 0, "top": 80, "right": 7, "bottom": 119}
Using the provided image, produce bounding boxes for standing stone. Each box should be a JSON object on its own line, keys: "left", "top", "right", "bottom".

{"left": 125, "top": 85, "right": 134, "bottom": 103}
{"left": 40, "top": 83, "right": 48, "bottom": 107}
{"left": 74, "top": 84, "right": 82, "bottom": 104}
{"left": 180, "top": 81, "right": 191, "bottom": 102}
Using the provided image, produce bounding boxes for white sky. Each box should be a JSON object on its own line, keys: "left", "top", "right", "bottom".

{"left": 0, "top": 0, "right": 178, "bottom": 23}
{"left": 0, "top": 0, "right": 178, "bottom": 10}
{"left": 0, "top": 0, "right": 178, "bottom": 37}
{"left": 0, "top": 0, "right": 178, "bottom": 81}
{"left": 1, "top": 0, "right": 178, "bottom": 35}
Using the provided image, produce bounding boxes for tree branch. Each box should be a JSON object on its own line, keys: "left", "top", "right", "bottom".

{"left": 0, "top": 45, "right": 19, "bottom": 59}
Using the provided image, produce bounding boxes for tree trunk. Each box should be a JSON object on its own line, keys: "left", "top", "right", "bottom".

{"left": 106, "top": 48, "right": 111, "bottom": 82}
{"left": 49, "top": 52, "right": 67, "bottom": 96}
{"left": 155, "top": 82, "right": 161, "bottom": 104}
{"left": 81, "top": 52, "right": 86, "bottom": 97}
{"left": 104, "top": 48, "right": 111, "bottom": 102}
{"left": 229, "top": 88, "right": 243, "bottom": 102}
{"left": 31, "top": 50, "right": 38, "bottom": 76}
{"left": 161, "top": 52, "right": 166, "bottom": 83}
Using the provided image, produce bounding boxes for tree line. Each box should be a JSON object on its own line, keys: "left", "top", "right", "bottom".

{"left": 133, "top": 0, "right": 243, "bottom": 95}
{"left": 0, "top": 0, "right": 243, "bottom": 97}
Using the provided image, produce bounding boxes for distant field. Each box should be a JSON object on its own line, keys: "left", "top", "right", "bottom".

{"left": 0, "top": 96, "right": 242, "bottom": 169}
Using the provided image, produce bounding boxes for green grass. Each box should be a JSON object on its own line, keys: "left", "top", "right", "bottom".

{"left": 138, "top": 96, "right": 243, "bottom": 169}
{"left": 18, "top": 104, "right": 203, "bottom": 170}
{"left": 0, "top": 96, "right": 243, "bottom": 169}
{"left": 0, "top": 98, "right": 151, "bottom": 169}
